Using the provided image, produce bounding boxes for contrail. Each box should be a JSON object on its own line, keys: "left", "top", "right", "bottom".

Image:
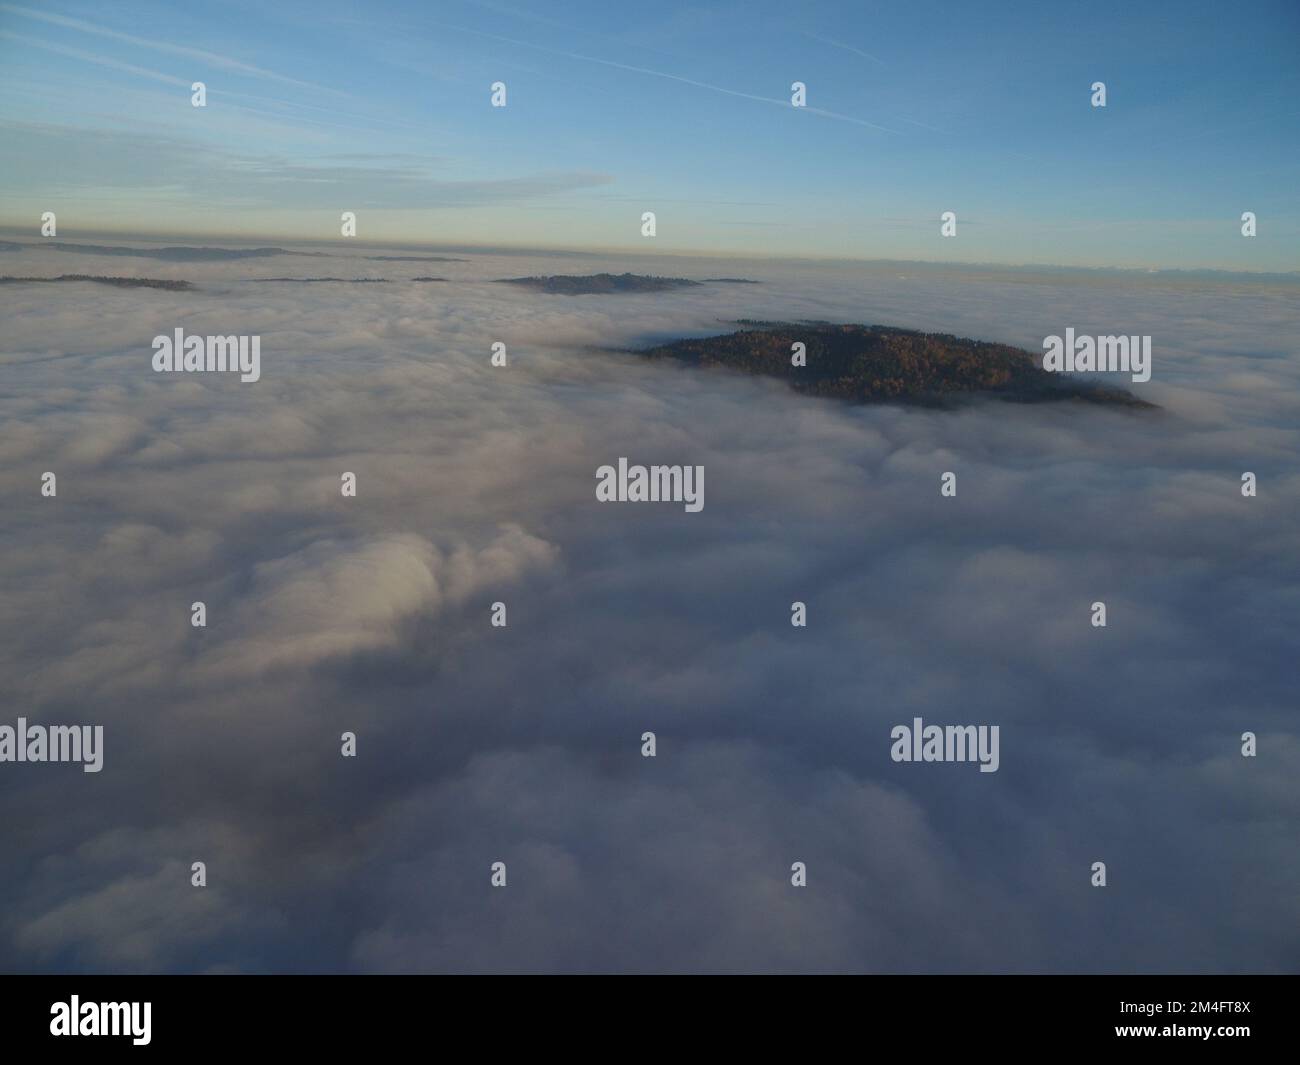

{"left": 432, "top": 21, "right": 899, "bottom": 133}
{"left": 802, "top": 31, "right": 888, "bottom": 67}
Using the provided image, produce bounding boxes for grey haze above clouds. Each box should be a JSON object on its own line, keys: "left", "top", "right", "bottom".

{"left": 0, "top": 120, "right": 613, "bottom": 211}
{"left": 1, "top": 244, "right": 1298, "bottom": 972}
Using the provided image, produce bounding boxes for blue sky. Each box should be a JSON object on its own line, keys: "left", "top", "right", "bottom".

{"left": 1, "top": 0, "right": 1297, "bottom": 268}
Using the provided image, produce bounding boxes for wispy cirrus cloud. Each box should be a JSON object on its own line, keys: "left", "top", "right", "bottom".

{"left": 0, "top": 2, "right": 347, "bottom": 96}
{"left": 0, "top": 29, "right": 192, "bottom": 88}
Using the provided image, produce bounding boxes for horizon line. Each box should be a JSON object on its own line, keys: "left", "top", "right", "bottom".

{"left": 1, "top": 224, "right": 1296, "bottom": 279}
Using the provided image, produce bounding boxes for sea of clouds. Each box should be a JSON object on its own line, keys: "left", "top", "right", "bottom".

{"left": 1, "top": 240, "right": 1297, "bottom": 972}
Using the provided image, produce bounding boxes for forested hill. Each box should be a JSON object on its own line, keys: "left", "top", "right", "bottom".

{"left": 635, "top": 322, "right": 1157, "bottom": 408}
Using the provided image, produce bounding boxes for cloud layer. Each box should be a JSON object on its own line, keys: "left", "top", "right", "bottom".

{"left": 1, "top": 244, "right": 1297, "bottom": 972}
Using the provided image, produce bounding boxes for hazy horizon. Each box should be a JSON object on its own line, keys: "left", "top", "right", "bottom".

{"left": 7, "top": 230, "right": 1300, "bottom": 283}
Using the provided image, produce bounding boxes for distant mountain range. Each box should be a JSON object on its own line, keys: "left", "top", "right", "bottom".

{"left": 634, "top": 322, "right": 1157, "bottom": 408}
{"left": 0, "top": 241, "right": 465, "bottom": 264}
{"left": 0, "top": 271, "right": 742, "bottom": 290}
{"left": 496, "top": 272, "right": 757, "bottom": 294}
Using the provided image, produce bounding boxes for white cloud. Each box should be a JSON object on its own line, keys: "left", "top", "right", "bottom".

{"left": 0, "top": 246, "right": 1297, "bottom": 972}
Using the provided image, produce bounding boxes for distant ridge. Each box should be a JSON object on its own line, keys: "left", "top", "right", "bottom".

{"left": 0, "top": 274, "right": 194, "bottom": 290}
{"left": 0, "top": 241, "right": 316, "bottom": 262}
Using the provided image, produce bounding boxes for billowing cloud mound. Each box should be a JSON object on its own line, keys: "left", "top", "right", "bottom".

{"left": 1, "top": 243, "right": 1297, "bottom": 972}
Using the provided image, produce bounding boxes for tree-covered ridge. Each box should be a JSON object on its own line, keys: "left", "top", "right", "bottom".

{"left": 637, "top": 322, "right": 1157, "bottom": 408}
{"left": 497, "top": 272, "right": 707, "bottom": 293}
{"left": 0, "top": 274, "right": 195, "bottom": 290}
